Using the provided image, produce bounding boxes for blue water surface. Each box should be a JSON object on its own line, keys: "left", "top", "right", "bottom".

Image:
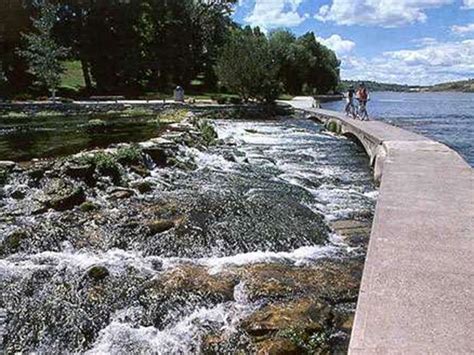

{"left": 323, "top": 91, "right": 474, "bottom": 166}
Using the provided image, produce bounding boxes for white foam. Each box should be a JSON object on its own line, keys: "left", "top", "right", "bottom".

{"left": 87, "top": 283, "right": 255, "bottom": 355}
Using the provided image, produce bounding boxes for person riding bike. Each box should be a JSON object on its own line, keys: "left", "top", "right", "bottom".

{"left": 356, "top": 83, "right": 369, "bottom": 120}
{"left": 345, "top": 86, "right": 356, "bottom": 118}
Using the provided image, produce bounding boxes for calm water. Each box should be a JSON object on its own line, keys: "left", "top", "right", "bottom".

{"left": 323, "top": 92, "right": 474, "bottom": 166}
{"left": 0, "top": 114, "right": 160, "bottom": 161}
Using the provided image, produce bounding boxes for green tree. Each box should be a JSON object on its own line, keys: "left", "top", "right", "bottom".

{"left": 268, "top": 30, "right": 340, "bottom": 95}
{"left": 215, "top": 27, "right": 281, "bottom": 102}
{"left": 19, "top": 3, "right": 68, "bottom": 101}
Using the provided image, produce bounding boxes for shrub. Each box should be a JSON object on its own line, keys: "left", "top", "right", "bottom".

{"left": 84, "top": 119, "right": 108, "bottom": 133}
{"left": 198, "top": 120, "right": 218, "bottom": 145}
{"left": 229, "top": 97, "right": 242, "bottom": 105}
{"left": 115, "top": 145, "right": 143, "bottom": 165}
{"left": 157, "top": 109, "right": 189, "bottom": 123}
{"left": 78, "top": 152, "right": 122, "bottom": 183}
{"left": 211, "top": 95, "right": 227, "bottom": 104}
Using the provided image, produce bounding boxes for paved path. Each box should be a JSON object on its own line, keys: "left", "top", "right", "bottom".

{"left": 285, "top": 98, "right": 474, "bottom": 354}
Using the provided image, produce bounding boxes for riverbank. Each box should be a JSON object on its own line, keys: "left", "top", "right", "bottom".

{"left": 0, "top": 110, "right": 376, "bottom": 353}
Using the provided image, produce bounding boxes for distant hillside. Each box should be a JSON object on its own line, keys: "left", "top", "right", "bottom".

{"left": 340, "top": 79, "right": 474, "bottom": 93}
{"left": 423, "top": 79, "right": 474, "bottom": 92}
{"left": 340, "top": 80, "right": 415, "bottom": 92}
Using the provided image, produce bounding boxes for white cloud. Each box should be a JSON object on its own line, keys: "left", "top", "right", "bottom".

{"left": 316, "top": 34, "right": 356, "bottom": 55}
{"left": 462, "top": 0, "right": 474, "bottom": 9}
{"left": 341, "top": 39, "right": 474, "bottom": 85}
{"left": 451, "top": 23, "right": 474, "bottom": 34}
{"left": 316, "top": 0, "right": 453, "bottom": 27}
{"left": 244, "top": 0, "right": 309, "bottom": 29}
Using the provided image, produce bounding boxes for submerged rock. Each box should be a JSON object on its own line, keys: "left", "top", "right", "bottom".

{"left": 146, "top": 219, "right": 175, "bottom": 234}
{"left": 108, "top": 188, "right": 134, "bottom": 199}
{"left": 242, "top": 298, "right": 331, "bottom": 336}
{"left": 79, "top": 201, "right": 99, "bottom": 212}
{"left": 143, "top": 190, "right": 329, "bottom": 258}
{"left": 1, "top": 229, "right": 30, "bottom": 255}
{"left": 255, "top": 338, "right": 301, "bottom": 355}
{"left": 10, "top": 188, "right": 26, "bottom": 199}
{"left": 236, "top": 260, "right": 363, "bottom": 303}
{"left": 146, "top": 264, "right": 238, "bottom": 301}
{"left": 86, "top": 265, "right": 110, "bottom": 281}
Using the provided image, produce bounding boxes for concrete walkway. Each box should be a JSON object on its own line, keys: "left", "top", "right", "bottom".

{"left": 285, "top": 98, "right": 474, "bottom": 354}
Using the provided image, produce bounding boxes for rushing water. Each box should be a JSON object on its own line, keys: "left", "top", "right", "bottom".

{"left": 323, "top": 91, "right": 474, "bottom": 166}
{"left": 0, "top": 116, "right": 376, "bottom": 353}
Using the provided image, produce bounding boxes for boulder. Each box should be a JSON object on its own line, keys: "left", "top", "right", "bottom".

{"left": 142, "top": 147, "right": 168, "bottom": 167}
{"left": 0, "top": 161, "right": 16, "bottom": 171}
{"left": 43, "top": 178, "right": 86, "bottom": 211}
{"left": 10, "top": 188, "right": 26, "bottom": 200}
{"left": 131, "top": 181, "right": 153, "bottom": 194}
{"left": 63, "top": 162, "right": 95, "bottom": 182}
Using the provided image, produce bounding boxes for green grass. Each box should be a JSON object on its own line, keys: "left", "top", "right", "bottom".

{"left": 60, "top": 60, "right": 86, "bottom": 91}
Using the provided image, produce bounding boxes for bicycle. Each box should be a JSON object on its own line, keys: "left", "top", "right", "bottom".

{"left": 344, "top": 100, "right": 357, "bottom": 119}
{"left": 356, "top": 99, "right": 369, "bottom": 121}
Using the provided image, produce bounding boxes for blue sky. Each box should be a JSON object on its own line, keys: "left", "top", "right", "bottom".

{"left": 232, "top": 0, "right": 474, "bottom": 85}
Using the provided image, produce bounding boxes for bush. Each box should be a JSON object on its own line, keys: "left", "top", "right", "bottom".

{"left": 211, "top": 95, "right": 228, "bottom": 104}
{"left": 115, "top": 145, "right": 143, "bottom": 165}
{"left": 78, "top": 152, "right": 122, "bottom": 183}
{"left": 157, "top": 109, "right": 189, "bottom": 123}
{"left": 13, "top": 93, "right": 34, "bottom": 102}
{"left": 198, "top": 120, "right": 218, "bottom": 145}
{"left": 84, "top": 119, "right": 108, "bottom": 133}
{"left": 229, "top": 97, "right": 242, "bottom": 105}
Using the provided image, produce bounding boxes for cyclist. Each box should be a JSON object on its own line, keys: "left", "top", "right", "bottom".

{"left": 356, "top": 82, "right": 369, "bottom": 120}
{"left": 344, "top": 86, "right": 356, "bottom": 118}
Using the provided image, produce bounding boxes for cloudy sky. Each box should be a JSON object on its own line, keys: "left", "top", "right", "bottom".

{"left": 232, "top": 0, "right": 474, "bottom": 85}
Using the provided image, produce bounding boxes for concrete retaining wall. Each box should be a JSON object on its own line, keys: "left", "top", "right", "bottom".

{"left": 285, "top": 99, "right": 474, "bottom": 354}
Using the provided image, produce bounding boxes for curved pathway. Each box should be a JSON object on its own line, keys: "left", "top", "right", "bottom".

{"left": 285, "top": 97, "right": 474, "bottom": 354}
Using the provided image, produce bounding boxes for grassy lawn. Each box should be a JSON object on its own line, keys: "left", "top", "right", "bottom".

{"left": 60, "top": 60, "right": 86, "bottom": 91}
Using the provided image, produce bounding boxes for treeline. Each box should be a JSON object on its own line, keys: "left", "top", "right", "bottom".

{"left": 341, "top": 79, "right": 474, "bottom": 93}
{"left": 0, "top": 0, "right": 341, "bottom": 101}
{"left": 340, "top": 80, "right": 413, "bottom": 92}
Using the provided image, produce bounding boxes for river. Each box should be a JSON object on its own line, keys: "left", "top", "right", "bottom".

{"left": 322, "top": 91, "right": 474, "bottom": 166}
{"left": 0, "top": 114, "right": 376, "bottom": 353}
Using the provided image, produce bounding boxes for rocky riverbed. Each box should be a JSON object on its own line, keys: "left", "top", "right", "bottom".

{"left": 0, "top": 110, "right": 376, "bottom": 354}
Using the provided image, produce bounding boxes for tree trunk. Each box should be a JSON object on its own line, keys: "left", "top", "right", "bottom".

{"left": 80, "top": 58, "right": 92, "bottom": 92}
{"left": 51, "top": 88, "right": 56, "bottom": 103}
